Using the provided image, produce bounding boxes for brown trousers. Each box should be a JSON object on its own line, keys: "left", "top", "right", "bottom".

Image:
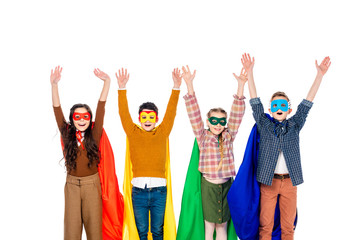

{"left": 259, "top": 178, "right": 297, "bottom": 240}
{"left": 64, "top": 173, "right": 102, "bottom": 240}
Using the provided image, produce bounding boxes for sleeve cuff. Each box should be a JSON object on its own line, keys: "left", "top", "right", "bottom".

{"left": 249, "top": 97, "right": 261, "bottom": 105}
{"left": 301, "top": 99, "right": 313, "bottom": 108}
{"left": 183, "top": 92, "right": 196, "bottom": 100}
{"left": 233, "top": 94, "right": 246, "bottom": 100}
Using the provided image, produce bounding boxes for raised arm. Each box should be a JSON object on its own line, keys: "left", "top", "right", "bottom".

{"left": 182, "top": 65, "right": 196, "bottom": 95}
{"left": 116, "top": 68, "right": 135, "bottom": 134}
{"left": 50, "top": 66, "right": 67, "bottom": 131}
{"left": 94, "top": 68, "right": 111, "bottom": 102}
{"left": 241, "top": 53, "right": 257, "bottom": 99}
{"left": 233, "top": 67, "right": 248, "bottom": 97}
{"left": 160, "top": 68, "right": 182, "bottom": 135}
{"left": 182, "top": 66, "right": 206, "bottom": 144}
{"left": 91, "top": 68, "right": 110, "bottom": 141}
{"left": 228, "top": 68, "right": 247, "bottom": 138}
{"left": 306, "top": 56, "right": 331, "bottom": 102}
{"left": 50, "top": 66, "right": 63, "bottom": 107}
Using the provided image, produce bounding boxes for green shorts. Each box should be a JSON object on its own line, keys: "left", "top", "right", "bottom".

{"left": 201, "top": 176, "right": 232, "bottom": 224}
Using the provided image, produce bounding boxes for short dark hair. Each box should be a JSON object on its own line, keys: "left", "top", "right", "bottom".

{"left": 138, "top": 102, "right": 158, "bottom": 115}
{"left": 271, "top": 91, "right": 290, "bottom": 102}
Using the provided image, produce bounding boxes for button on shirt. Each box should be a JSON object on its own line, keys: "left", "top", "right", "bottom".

{"left": 250, "top": 97, "right": 313, "bottom": 186}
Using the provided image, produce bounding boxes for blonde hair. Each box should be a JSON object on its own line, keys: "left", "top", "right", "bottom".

{"left": 206, "top": 108, "right": 227, "bottom": 119}
{"left": 207, "top": 108, "right": 227, "bottom": 171}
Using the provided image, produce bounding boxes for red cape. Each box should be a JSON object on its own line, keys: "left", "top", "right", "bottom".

{"left": 61, "top": 129, "right": 124, "bottom": 239}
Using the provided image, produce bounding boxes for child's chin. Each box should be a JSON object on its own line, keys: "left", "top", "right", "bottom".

{"left": 274, "top": 116, "right": 285, "bottom": 121}
{"left": 211, "top": 129, "right": 223, "bottom": 135}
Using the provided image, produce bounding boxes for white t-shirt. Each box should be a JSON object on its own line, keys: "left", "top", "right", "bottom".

{"left": 274, "top": 151, "right": 289, "bottom": 174}
{"left": 131, "top": 177, "right": 167, "bottom": 189}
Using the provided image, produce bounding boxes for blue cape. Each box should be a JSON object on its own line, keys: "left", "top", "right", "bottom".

{"left": 227, "top": 122, "right": 297, "bottom": 240}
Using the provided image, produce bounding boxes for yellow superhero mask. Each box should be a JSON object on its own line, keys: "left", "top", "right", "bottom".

{"left": 139, "top": 111, "right": 158, "bottom": 123}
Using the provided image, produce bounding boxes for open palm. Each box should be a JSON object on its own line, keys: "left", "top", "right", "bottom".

{"left": 94, "top": 68, "right": 110, "bottom": 82}
{"left": 172, "top": 68, "right": 182, "bottom": 88}
{"left": 241, "top": 53, "right": 255, "bottom": 72}
{"left": 50, "top": 66, "right": 63, "bottom": 85}
{"left": 182, "top": 65, "right": 196, "bottom": 85}
{"left": 316, "top": 56, "right": 331, "bottom": 76}
{"left": 233, "top": 67, "right": 248, "bottom": 84}
{"left": 116, "top": 68, "right": 129, "bottom": 88}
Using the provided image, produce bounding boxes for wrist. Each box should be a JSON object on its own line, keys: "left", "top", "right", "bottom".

{"left": 186, "top": 86, "right": 194, "bottom": 93}
{"left": 316, "top": 72, "right": 324, "bottom": 79}
{"left": 185, "top": 82, "right": 193, "bottom": 88}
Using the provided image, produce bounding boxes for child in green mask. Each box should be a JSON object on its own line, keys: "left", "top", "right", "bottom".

{"left": 181, "top": 65, "right": 247, "bottom": 240}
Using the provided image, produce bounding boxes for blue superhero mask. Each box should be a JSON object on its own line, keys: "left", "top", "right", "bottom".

{"left": 270, "top": 99, "right": 289, "bottom": 112}
{"left": 208, "top": 117, "right": 227, "bottom": 126}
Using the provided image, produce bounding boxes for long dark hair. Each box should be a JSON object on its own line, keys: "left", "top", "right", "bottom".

{"left": 60, "top": 104, "right": 100, "bottom": 172}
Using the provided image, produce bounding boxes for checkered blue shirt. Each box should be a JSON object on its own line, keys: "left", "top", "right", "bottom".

{"left": 249, "top": 97, "right": 313, "bottom": 186}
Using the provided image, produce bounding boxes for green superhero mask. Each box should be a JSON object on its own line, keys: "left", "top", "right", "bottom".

{"left": 208, "top": 117, "right": 227, "bottom": 126}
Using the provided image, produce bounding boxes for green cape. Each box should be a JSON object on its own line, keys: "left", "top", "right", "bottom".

{"left": 177, "top": 139, "right": 237, "bottom": 240}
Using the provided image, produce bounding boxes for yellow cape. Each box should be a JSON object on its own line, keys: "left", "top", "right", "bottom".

{"left": 122, "top": 129, "right": 176, "bottom": 240}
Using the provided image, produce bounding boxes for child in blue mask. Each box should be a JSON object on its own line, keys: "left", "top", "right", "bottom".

{"left": 240, "top": 53, "right": 331, "bottom": 240}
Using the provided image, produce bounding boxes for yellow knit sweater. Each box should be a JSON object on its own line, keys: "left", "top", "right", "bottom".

{"left": 118, "top": 89, "right": 180, "bottom": 178}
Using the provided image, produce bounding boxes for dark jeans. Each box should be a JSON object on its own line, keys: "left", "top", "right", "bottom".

{"left": 132, "top": 186, "right": 167, "bottom": 240}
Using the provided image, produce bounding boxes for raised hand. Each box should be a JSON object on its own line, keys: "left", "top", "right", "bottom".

{"left": 233, "top": 67, "right": 248, "bottom": 85}
{"left": 172, "top": 68, "right": 182, "bottom": 88}
{"left": 181, "top": 65, "right": 196, "bottom": 95}
{"left": 94, "top": 68, "right": 110, "bottom": 82}
{"left": 116, "top": 68, "right": 130, "bottom": 88}
{"left": 50, "top": 66, "right": 63, "bottom": 85}
{"left": 181, "top": 65, "right": 196, "bottom": 86}
{"left": 315, "top": 56, "right": 331, "bottom": 77}
{"left": 306, "top": 56, "right": 331, "bottom": 102}
{"left": 241, "top": 53, "right": 255, "bottom": 73}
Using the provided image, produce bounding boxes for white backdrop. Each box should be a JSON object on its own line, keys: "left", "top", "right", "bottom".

{"left": 1, "top": 0, "right": 359, "bottom": 239}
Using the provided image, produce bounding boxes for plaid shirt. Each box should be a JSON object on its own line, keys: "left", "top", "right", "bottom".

{"left": 250, "top": 97, "right": 313, "bottom": 186}
{"left": 184, "top": 94, "right": 245, "bottom": 179}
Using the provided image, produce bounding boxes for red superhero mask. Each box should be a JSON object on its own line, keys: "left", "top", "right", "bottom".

{"left": 73, "top": 112, "right": 91, "bottom": 121}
